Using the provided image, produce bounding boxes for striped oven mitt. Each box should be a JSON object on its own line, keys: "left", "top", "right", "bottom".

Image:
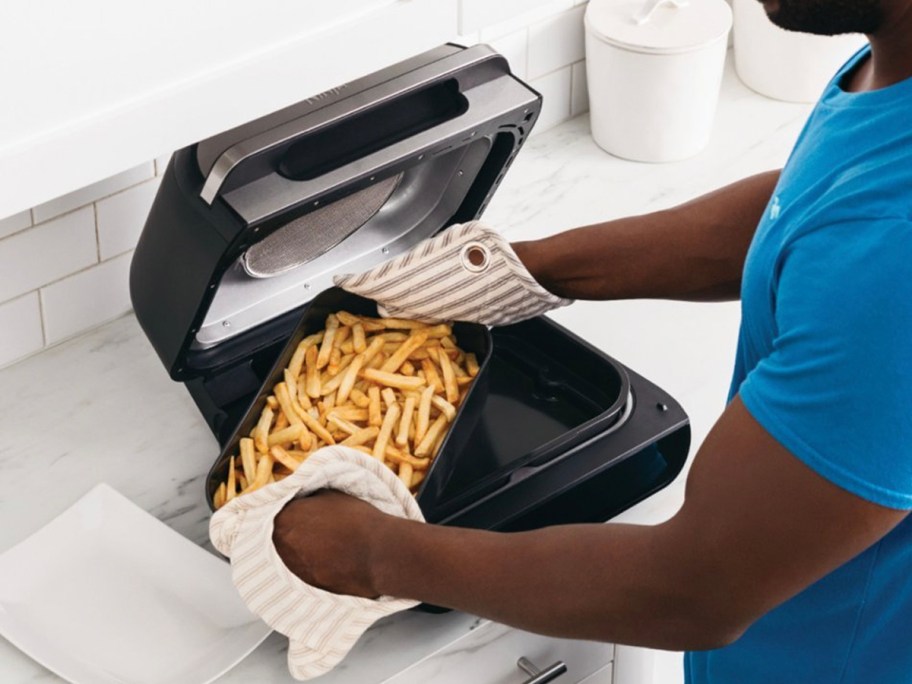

{"left": 210, "top": 446, "right": 425, "bottom": 681}
{"left": 333, "top": 221, "right": 573, "bottom": 326}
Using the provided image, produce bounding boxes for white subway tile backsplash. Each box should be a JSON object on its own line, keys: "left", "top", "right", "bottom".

{"left": 487, "top": 29, "right": 529, "bottom": 80}
{"left": 529, "top": 66, "right": 573, "bottom": 134}
{"left": 96, "top": 177, "right": 161, "bottom": 260}
{"left": 0, "top": 210, "right": 32, "bottom": 240}
{"left": 475, "top": 0, "right": 575, "bottom": 41}
{"left": 0, "top": 293, "right": 44, "bottom": 368}
{"left": 571, "top": 60, "right": 590, "bottom": 116}
{"left": 528, "top": 5, "right": 586, "bottom": 79}
{"left": 40, "top": 252, "right": 133, "bottom": 345}
{"left": 0, "top": 207, "right": 97, "bottom": 303}
{"left": 31, "top": 163, "right": 154, "bottom": 224}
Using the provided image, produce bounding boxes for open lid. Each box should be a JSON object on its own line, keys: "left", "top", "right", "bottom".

{"left": 585, "top": 0, "right": 731, "bottom": 54}
{"left": 130, "top": 44, "right": 542, "bottom": 381}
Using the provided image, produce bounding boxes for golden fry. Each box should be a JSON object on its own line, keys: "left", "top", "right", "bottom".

{"left": 226, "top": 456, "right": 237, "bottom": 502}
{"left": 368, "top": 386, "right": 382, "bottom": 426}
{"left": 377, "top": 318, "right": 432, "bottom": 330}
{"left": 296, "top": 375, "right": 312, "bottom": 409}
{"left": 270, "top": 446, "right": 303, "bottom": 472}
{"left": 352, "top": 323, "right": 366, "bottom": 353}
{"left": 421, "top": 358, "right": 444, "bottom": 394}
{"left": 398, "top": 462, "right": 414, "bottom": 488}
{"left": 274, "top": 382, "right": 303, "bottom": 427}
{"left": 240, "top": 437, "right": 257, "bottom": 483}
{"left": 336, "top": 352, "right": 365, "bottom": 405}
{"left": 381, "top": 332, "right": 429, "bottom": 374}
{"left": 327, "top": 413, "right": 360, "bottom": 435}
{"left": 327, "top": 347, "right": 343, "bottom": 376}
{"left": 267, "top": 424, "right": 304, "bottom": 448}
{"left": 386, "top": 449, "right": 430, "bottom": 469}
{"left": 305, "top": 345, "right": 321, "bottom": 398}
{"left": 396, "top": 395, "right": 417, "bottom": 447}
{"left": 415, "top": 414, "right": 448, "bottom": 457}
{"left": 254, "top": 405, "right": 274, "bottom": 453}
{"left": 341, "top": 426, "right": 380, "bottom": 447}
{"left": 316, "top": 314, "right": 339, "bottom": 369}
{"left": 373, "top": 403, "right": 401, "bottom": 460}
{"left": 431, "top": 395, "right": 457, "bottom": 422}
{"left": 422, "top": 324, "right": 453, "bottom": 338}
{"left": 415, "top": 385, "right": 434, "bottom": 445}
{"left": 362, "top": 368, "right": 426, "bottom": 391}
{"left": 248, "top": 451, "right": 274, "bottom": 490}
{"left": 214, "top": 482, "right": 227, "bottom": 509}
{"left": 437, "top": 347, "right": 459, "bottom": 403}
{"left": 350, "top": 387, "right": 370, "bottom": 408}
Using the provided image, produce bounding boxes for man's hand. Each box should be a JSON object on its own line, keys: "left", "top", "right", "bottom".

{"left": 273, "top": 490, "right": 395, "bottom": 599}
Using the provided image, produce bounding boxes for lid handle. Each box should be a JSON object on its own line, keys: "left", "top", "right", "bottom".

{"left": 633, "top": 0, "right": 689, "bottom": 24}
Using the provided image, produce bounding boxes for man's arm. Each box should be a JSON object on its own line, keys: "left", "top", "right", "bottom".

{"left": 273, "top": 396, "right": 907, "bottom": 651}
{"left": 513, "top": 171, "right": 780, "bottom": 302}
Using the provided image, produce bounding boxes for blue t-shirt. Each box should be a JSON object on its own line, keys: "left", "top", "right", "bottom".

{"left": 685, "top": 47, "right": 912, "bottom": 683}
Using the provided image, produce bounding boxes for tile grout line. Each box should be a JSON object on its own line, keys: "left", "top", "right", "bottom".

{"left": 0, "top": 251, "right": 135, "bottom": 313}
{"left": 0, "top": 310, "right": 136, "bottom": 373}
{"left": 36, "top": 288, "right": 48, "bottom": 347}
{"left": 93, "top": 202, "right": 102, "bottom": 263}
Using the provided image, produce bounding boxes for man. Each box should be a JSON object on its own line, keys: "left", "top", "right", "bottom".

{"left": 269, "top": 1, "right": 912, "bottom": 681}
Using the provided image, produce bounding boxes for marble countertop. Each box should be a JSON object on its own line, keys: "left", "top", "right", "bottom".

{"left": 0, "top": 54, "right": 812, "bottom": 683}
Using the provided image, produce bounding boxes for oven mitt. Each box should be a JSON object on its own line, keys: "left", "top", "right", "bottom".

{"left": 333, "top": 221, "right": 573, "bottom": 326}
{"left": 209, "top": 446, "right": 424, "bottom": 681}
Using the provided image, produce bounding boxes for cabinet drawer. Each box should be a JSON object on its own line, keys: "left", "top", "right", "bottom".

{"left": 383, "top": 621, "right": 613, "bottom": 684}
{"left": 577, "top": 662, "right": 614, "bottom": 684}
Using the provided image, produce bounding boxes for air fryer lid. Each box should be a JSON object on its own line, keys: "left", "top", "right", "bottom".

{"left": 130, "top": 43, "right": 541, "bottom": 381}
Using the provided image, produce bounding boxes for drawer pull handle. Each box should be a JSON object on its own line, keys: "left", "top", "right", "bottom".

{"left": 517, "top": 656, "right": 568, "bottom": 684}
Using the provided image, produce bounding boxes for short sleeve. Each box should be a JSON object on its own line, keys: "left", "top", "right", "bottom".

{"left": 739, "top": 218, "right": 912, "bottom": 509}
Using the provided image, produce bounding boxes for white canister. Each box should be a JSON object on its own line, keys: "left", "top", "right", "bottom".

{"left": 585, "top": 0, "right": 732, "bottom": 163}
{"left": 733, "top": 0, "right": 867, "bottom": 103}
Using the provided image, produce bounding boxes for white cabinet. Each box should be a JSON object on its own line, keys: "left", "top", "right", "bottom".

{"left": 383, "top": 621, "right": 613, "bottom": 684}
{"left": 577, "top": 663, "right": 614, "bottom": 684}
{"left": 458, "top": 0, "right": 568, "bottom": 34}
{"left": 0, "top": 0, "right": 459, "bottom": 219}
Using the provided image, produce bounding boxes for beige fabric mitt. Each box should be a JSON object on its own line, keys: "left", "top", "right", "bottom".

{"left": 210, "top": 446, "right": 424, "bottom": 681}
{"left": 333, "top": 221, "right": 572, "bottom": 326}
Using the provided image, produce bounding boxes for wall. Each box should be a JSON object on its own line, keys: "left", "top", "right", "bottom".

{"left": 0, "top": 0, "right": 590, "bottom": 369}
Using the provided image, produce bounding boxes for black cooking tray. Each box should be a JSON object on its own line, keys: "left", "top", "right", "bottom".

{"left": 205, "top": 288, "right": 493, "bottom": 510}
{"left": 421, "top": 317, "right": 631, "bottom": 522}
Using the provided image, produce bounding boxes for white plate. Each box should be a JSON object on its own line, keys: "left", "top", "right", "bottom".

{"left": 0, "top": 484, "right": 272, "bottom": 684}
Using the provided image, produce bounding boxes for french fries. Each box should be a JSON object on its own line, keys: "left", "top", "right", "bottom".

{"left": 212, "top": 310, "right": 478, "bottom": 508}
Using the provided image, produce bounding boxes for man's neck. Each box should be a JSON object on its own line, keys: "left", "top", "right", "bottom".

{"left": 847, "top": 2, "right": 912, "bottom": 91}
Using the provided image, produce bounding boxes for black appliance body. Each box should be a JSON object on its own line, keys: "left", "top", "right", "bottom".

{"left": 130, "top": 43, "right": 690, "bottom": 533}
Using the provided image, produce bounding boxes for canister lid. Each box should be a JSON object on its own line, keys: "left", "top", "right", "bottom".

{"left": 585, "top": 0, "right": 732, "bottom": 55}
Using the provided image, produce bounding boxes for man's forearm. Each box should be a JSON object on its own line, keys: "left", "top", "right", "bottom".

{"left": 369, "top": 518, "right": 733, "bottom": 651}
{"left": 513, "top": 170, "right": 780, "bottom": 302}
